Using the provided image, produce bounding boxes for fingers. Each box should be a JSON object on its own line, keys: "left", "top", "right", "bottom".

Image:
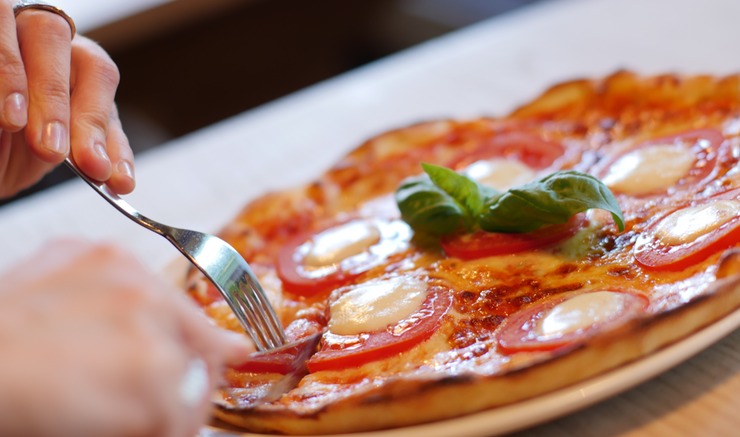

{"left": 0, "top": 237, "right": 92, "bottom": 289}
{"left": 124, "top": 259, "right": 254, "bottom": 435}
{"left": 70, "top": 36, "right": 137, "bottom": 193}
{"left": 2, "top": 3, "right": 137, "bottom": 194}
{"left": 1, "top": 239, "right": 250, "bottom": 436}
{"left": 104, "top": 105, "right": 136, "bottom": 194}
{"left": 168, "top": 288, "right": 256, "bottom": 369}
{"left": 15, "top": 6, "right": 74, "bottom": 163}
{"left": 0, "top": 1, "right": 28, "bottom": 132}
{"left": 69, "top": 37, "right": 118, "bottom": 182}
{"left": 162, "top": 306, "right": 253, "bottom": 437}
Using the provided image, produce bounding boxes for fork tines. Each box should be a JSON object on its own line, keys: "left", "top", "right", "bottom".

{"left": 232, "top": 277, "right": 286, "bottom": 350}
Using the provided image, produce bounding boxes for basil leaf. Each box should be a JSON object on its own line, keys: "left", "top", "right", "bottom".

{"left": 395, "top": 163, "right": 624, "bottom": 237}
{"left": 395, "top": 163, "right": 500, "bottom": 236}
{"left": 421, "top": 163, "right": 494, "bottom": 219}
{"left": 395, "top": 174, "right": 468, "bottom": 236}
{"left": 479, "top": 170, "right": 625, "bottom": 233}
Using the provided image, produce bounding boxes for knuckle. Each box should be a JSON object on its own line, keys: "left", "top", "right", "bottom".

{"left": 96, "top": 59, "right": 121, "bottom": 88}
{"left": 88, "top": 241, "right": 120, "bottom": 257}
{"left": 84, "top": 242, "right": 137, "bottom": 271}
{"left": 76, "top": 42, "right": 121, "bottom": 88}
{"left": 0, "top": 55, "right": 26, "bottom": 88}
{"left": 33, "top": 77, "right": 70, "bottom": 105}
{"left": 76, "top": 109, "right": 111, "bottom": 132}
{"left": 29, "top": 12, "right": 72, "bottom": 41}
{"left": 83, "top": 242, "right": 121, "bottom": 265}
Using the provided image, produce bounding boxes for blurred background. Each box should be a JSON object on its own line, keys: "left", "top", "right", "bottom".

{"left": 1, "top": 0, "right": 547, "bottom": 206}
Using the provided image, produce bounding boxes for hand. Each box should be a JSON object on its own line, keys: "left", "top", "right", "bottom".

{"left": 0, "top": 2, "right": 134, "bottom": 199}
{"left": 0, "top": 240, "right": 254, "bottom": 437}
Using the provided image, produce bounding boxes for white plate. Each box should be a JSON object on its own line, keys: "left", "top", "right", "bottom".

{"left": 199, "top": 305, "right": 740, "bottom": 437}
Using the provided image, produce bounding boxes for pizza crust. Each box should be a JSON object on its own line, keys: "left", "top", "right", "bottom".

{"left": 215, "top": 274, "right": 740, "bottom": 435}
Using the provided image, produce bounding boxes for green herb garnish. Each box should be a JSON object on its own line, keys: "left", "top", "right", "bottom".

{"left": 395, "top": 163, "right": 624, "bottom": 236}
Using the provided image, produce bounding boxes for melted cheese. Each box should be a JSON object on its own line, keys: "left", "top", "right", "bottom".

{"left": 602, "top": 144, "right": 695, "bottom": 194}
{"left": 329, "top": 276, "right": 427, "bottom": 335}
{"left": 654, "top": 200, "right": 740, "bottom": 246}
{"left": 537, "top": 291, "right": 628, "bottom": 338}
{"left": 303, "top": 220, "right": 381, "bottom": 268}
{"left": 464, "top": 159, "right": 536, "bottom": 191}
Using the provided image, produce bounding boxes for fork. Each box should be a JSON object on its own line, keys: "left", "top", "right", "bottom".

{"left": 65, "top": 158, "right": 287, "bottom": 351}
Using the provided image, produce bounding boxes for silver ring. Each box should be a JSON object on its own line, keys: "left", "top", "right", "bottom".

{"left": 178, "top": 358, "right": 209, "bottom": 408}
{"left": 13, "top": 1, "right": 76, "bottom": 39}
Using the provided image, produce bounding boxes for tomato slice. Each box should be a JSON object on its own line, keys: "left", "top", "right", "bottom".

{"left": 276, "top": 219, "right": 412, "bottom": 297}
{"left": 307, "top": 284, "right": 452, "bottom": 372}
{"left": 441, "top": 214, "right": 586, "bottom": 260}
{"left": 634, "top": 188, "right": 740, "bottom": 270}
{"left": 598, "top": 128, "right": 725, "bottom": 196}
{"left": 451, "top": 131, "right": 566, "bottom": 171}
{"left": 497, "top": 291, "right": 648, "bottom": 353}
{"left": 232, "top": 333, "right": 321, "bottom": 375}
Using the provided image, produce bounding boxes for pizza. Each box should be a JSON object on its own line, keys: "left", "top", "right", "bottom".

{"left": 184, "top": 71, "right": 740, "bottom": 435}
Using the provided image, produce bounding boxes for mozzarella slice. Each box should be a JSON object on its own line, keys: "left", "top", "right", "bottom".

{"left": 328, "top": 276, "right": 427, "bottom": 335}
{"left": 653, "top": 200, "right": 740, "bottom": 246}
{"left": 602, "top": 144, "right": 696, "bottom": 194}
{"left": 536, "top": 291, "right": 629, "bottom": 339}
{"left": 464, "top": 158, "right": 536, "bottom": 191}
{"left": 303, "top": 220, "right": 381, "bottom": 268}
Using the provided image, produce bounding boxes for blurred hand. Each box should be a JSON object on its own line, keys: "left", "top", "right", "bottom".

{"left": 0, "top": 240, "right": 254, "bottom": 437}
{"left": 0, "top": 1, "right": 135, "bottom": 198}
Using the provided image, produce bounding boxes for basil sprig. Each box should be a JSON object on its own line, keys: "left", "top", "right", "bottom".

{"left": 395, "top": 163, "right": 624, "bottom": 236}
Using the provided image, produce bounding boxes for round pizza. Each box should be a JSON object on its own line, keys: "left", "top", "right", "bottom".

{"left": 184, "top": 71, "right": 740, "bottom": 435}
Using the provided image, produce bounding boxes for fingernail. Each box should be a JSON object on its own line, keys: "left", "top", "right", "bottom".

{"left": 4, "top": 93, "right": 27, "bottom": 128}
{"left": 116, "top": 159, "right": 134, "bottom": 180}
{"left": 43, "top": 121, "right": 68, "bottom": 155}
{"left": 223, "top": 330, "right": 253, "bottom": 346}
{"left": 221, "top": 331, "right": 256, "bottom": 360}
{"left": 94, "top": 142, "right": 111, "bottom": 164}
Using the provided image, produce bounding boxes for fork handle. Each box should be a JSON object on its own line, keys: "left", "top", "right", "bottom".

{"left": 64, "top": 158, "right": 166, "bottom": 236}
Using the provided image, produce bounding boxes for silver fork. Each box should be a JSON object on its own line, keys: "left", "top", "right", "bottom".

{"left": 65, "top": 158, "right": 287, "bottom": 351}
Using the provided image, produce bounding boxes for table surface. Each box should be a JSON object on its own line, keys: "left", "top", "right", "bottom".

{"left": 4, "top": 0, "right": 740, "bottom": 435}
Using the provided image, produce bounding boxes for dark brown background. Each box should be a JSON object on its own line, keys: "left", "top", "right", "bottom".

{"left": 2, "top": 0, "right": 544, "bottom": 206}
